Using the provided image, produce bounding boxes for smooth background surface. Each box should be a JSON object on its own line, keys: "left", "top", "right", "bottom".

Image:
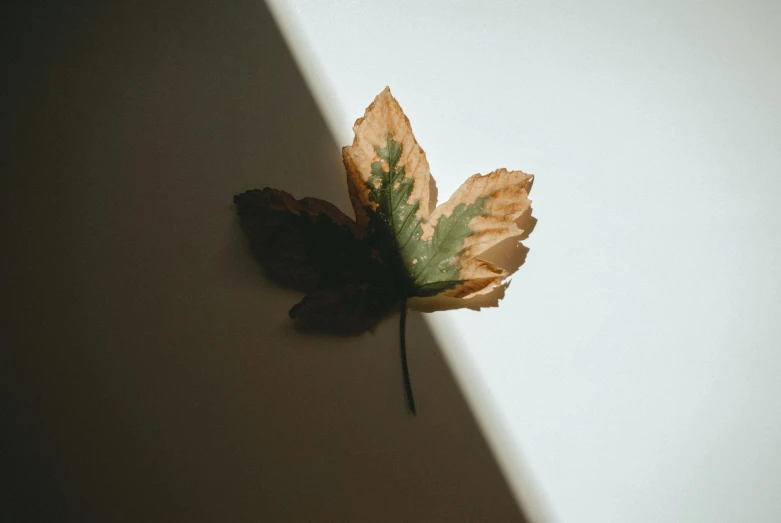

{"left": 2, "top": 1, "right": 526, "bottom": 521}
{"left": 276, "top": 1, "right": 781, "bottom": 522}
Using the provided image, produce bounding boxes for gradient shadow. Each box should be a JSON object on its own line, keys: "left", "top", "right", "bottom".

{"left": 2, "top": 1, "right": 529, "bottom": 521}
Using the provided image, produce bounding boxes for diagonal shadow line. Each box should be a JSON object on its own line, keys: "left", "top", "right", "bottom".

{"left": 2, "top": 0, "right": 538, "bottom": 521}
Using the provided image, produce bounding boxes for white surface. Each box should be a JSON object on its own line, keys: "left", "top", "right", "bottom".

{"left": 270, "top": 1, "right": 781, "bottom": 522}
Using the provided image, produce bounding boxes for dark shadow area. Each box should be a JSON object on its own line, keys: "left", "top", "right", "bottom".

{"left": 2, "top": 1, "right": 527, "bottom": 521}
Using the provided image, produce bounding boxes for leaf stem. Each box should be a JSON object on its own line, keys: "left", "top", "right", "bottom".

{"left": 400, "top": 297, "right": 416, "bottom": 415}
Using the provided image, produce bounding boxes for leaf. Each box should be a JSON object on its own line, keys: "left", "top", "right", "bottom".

{"left": 233, "top": 188, "right": 400, "bottom": 332}
{"left": 289, "top": 284, "right": 399, "bottom": 334}
{"left": 235, "top": 87, "right": 534, "bottom": 333}
{"left": 342, "top": 87, "right": 534, "bottom": 299}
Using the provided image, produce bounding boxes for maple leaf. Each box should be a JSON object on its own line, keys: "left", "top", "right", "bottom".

{"left": 234, "top": 88, "right": 535, "bottom": 412}
{"left": 235, "top": 86, "right": 534, "bottom": 329}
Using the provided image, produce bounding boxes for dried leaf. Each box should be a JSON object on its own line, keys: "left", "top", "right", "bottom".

{"left": 235, "top": 88, "right": 534, "bottom": 333}
{"left": 233, "top": 188, "right": 397, "bottom": 332}
{"left": 342, "top": 88, "right": 534, "bottom": 300}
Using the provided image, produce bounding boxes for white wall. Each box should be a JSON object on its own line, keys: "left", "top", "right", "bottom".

{"left": 275, "top": 1, "right": 781, "bottom": 521}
